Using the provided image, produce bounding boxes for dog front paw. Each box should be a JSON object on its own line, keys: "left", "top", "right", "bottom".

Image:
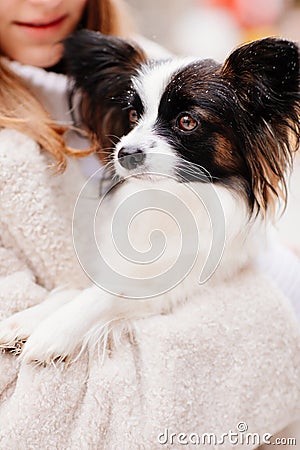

{"left": 0, "top": 289, "right": 81, "bottom": 359}
{"left": 0, "top": 308, "right": 42, "bottom": 354}
{"left": 20, "top": 317, "right": 85, "bottom": 365}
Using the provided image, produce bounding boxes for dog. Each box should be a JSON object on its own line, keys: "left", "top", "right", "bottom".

{"left": 0, "top": 31, "right": 299, "bottom": 364}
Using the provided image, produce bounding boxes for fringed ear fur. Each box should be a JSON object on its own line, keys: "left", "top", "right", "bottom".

{"left": 222, "top": 37, "right": 300, "bottom": 215}
{"left": 63, "top": 30, "right": 146, "bottom": 162}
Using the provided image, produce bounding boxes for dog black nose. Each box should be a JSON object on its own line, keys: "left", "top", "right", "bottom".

{"left": 118, "top": 147, "right": 146, "bottom": 170}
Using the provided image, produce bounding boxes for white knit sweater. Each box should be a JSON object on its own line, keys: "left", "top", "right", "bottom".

{"left": 0, "top": 57, "right": 299, "bottom": 449}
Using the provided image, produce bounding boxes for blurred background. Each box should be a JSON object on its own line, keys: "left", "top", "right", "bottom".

{"left": 126, "top": 0, "right": 300, "bottom": 60}
{"left": 126, "top": 0, "right": 300, "bottom": 249}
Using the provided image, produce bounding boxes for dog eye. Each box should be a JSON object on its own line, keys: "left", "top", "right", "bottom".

{"left": 128, "top": 109, "right": 139, "bottom": 126}
{"left": 177, "top": 114, "right": 198, "bottom": 132}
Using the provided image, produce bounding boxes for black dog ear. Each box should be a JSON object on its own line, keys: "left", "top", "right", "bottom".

{"left": 222, "top": 37, "right": 299, "bottom": 111}
{"left": 63, "top": 30, "right": 146, "bottom": 161}
{"left": 222, "top": 38, "right": 300, "bottom": 214}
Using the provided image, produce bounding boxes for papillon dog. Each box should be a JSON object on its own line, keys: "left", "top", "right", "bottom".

{"left": 0, "top": 31, "right": 299, "bottom": 364}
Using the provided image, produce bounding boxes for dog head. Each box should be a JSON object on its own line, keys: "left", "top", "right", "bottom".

{"left": 64, "top": 31, "right": 299, "bottom": 217}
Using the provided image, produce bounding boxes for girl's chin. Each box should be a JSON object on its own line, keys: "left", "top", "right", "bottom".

{"left": 13, "top": 43, "right": 63, "bottom": 68}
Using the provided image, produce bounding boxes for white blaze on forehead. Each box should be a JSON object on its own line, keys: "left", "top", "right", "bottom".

{"left": 132, "top": 58, "right": 193, "bottom": 123}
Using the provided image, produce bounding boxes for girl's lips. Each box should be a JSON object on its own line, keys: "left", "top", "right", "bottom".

{"left": 14, "top": 15, "right": 67, "bottom": 35}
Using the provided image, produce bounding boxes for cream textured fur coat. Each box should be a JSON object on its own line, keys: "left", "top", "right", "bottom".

{"left": 0, "top": 128, "right": 299, "bottom": 449}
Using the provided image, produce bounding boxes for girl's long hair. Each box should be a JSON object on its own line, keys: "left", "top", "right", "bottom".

{"left": 83, "top": 0, "right": 132, "bottom": 36}
{"left": 0, "top": 0, "right": 131, "bottom": 171}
